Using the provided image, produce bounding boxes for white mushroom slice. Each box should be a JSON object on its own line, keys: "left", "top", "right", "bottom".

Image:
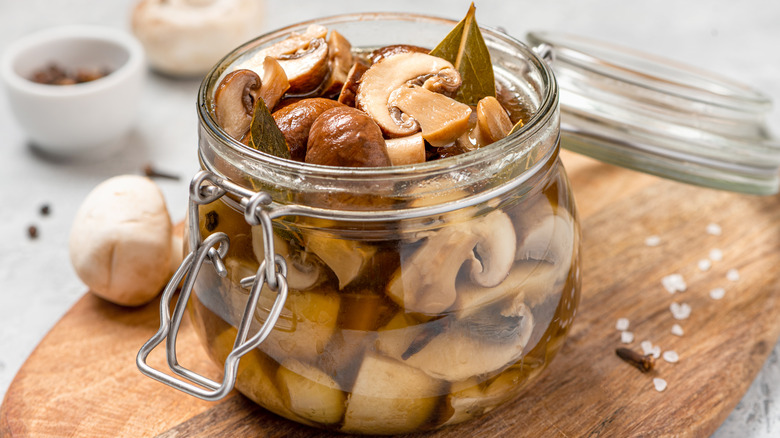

{"left": 276, "top": 37, "right": 330, "bottom": 95}
{"left": 303, "top": 228, "right": 376, "bottom": 290}
{"left": 454, "top": 260, "right": 563, "bottom": 318}
{"left": 276, "top": 359, "right": 345, "bottom": 425}
{"left": 342, "top": 352, "right": 444, "bottom": 435}
{"left": 356, "top": 52, "right": 461, "bottom": 138}
{"left": 516, "top": 213, "right": 576, "bottom": 268}
{"left": 390, "top": 85, "right": 472, "bottom": 146}
{"left": 386, "top": 210, "right": 515, "bottom": 314}
{"left": 257, "top": 56, "right": 289, "bottom": 111}
{"left": 385, "top": 133, "right": 425, "bottom": 165}
{"left": 255, "top": 289, "right": 340, "bottom": 363}
{"left": 376, "top": 303, "right": 534, "bottom": 382}
{"left": 251, "top": 227, "right": 323, "bottom": 291}
{"left": 214, "top": 69, "right": 261, "bottom": 139}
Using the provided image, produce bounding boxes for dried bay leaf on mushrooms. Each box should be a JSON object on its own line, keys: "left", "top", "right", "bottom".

{"left": 429, "top": 3, "right": 495, "bottom": 106}
{"left": 248, "top": 93, "right": 291, "bottom": 159}
{"left": 386, "top": 209, "right": 516, "bottom": 315}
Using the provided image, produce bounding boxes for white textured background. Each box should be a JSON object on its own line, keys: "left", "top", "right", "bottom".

{"left": 0, "top": 0, "right": 778, "bottom": 436}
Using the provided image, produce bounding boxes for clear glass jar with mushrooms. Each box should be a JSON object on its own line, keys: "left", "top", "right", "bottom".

{"left": 189, "top": 12, "right": 580, "bottom": 435}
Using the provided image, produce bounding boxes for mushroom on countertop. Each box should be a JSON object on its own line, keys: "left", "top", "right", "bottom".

{"left": 386, "top": 209, "right": 516, "bottom": 315}
{"left": 132, "top": 0, "right": 265, "bottom": 77}
{"left": 356, "top": 52, "right": 462, "bottom": 138}
{"left": 214, "top": 69, "right": 261, "bottom": 140}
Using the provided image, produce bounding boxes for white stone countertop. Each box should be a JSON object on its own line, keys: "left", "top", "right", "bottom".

{"left": 1, "top": 0, "right": 778, "bottom": 436}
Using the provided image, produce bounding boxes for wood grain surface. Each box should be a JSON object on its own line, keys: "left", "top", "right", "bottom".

{"left": 3, "top": 152, "right": 780, "bottom": 437}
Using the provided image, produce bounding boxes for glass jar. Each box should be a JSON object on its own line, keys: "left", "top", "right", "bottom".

{"left": 140, "top": 13, "right": 580, "bottom": 435}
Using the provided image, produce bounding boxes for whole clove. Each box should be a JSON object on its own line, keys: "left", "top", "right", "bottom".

{"left": 27, "top": 225, "right": 39, "bottom": 239}
{"left": 143, "top": 163, "right": 180, "bottom": 181}
{"left": 616, "top": 347, "right": 655, "bottom": 373}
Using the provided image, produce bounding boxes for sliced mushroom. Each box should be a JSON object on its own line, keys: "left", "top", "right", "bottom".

{"left": 385, "top": 209, "right": 516, "bottom": 315}
{"left": 337, "top": 60, "right": 369, "bottom": 107}
{"left": 516, "top": 213, "right": 576, "bottom": 267}
{"left": 302, "top": 223, "right": 377, "bottom": 290}
{"left": 319, "top": 30, "right": 353, "bottom": 98}
{"left": 356, "top": 52, "right": 461, "bottom": 138}
{"left": 305, "top": 106, "right": 391, "bottom": 167}
{"left": 257, "top": 56, "right": 289, "bottom": 112}
{"left": 251, "top": 227, "right": 324, "bottom": 291}
{"left": 385, "top": 133, "right": 425, "bottom": 165}
{"left": 276, "top": 37, "right": 330, "bottom": 95}
{"left": 276, "top": 359, "right": 346, "bottom": 425}
{"left": 236, "top": 24, "right": 328, "bottom": 73}
{"left": 389, "top": 84, "right": 472, "bottom": 147}
{"left": 375, "top": 303, "right": 533, "bottom": 382}
{"left": 214, "top": 69, "right": 261, "bottom": 139}
{"left": 472, "top": 96, "right": 512, "bottom": 147}
{"left": 369, "top": 44, "right": 429, "bottom": 64}
{"left": 272, "top": 98, "right": 345, "bottom": 161}
{"left": 342, "top": 352, "right": 445, "bottom": 435}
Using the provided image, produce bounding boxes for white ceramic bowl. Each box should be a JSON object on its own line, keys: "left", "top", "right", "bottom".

{"left": 1, "top": 25, "right": 145, "bottom": 156}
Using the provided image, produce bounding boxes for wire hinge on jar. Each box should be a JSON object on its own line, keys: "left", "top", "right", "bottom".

{"left": 136, "top": 170, "right": 289, "bottom": 401}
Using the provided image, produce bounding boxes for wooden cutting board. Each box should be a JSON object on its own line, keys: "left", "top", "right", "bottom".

{"left": 3, "top": 151, "right": 780, "bottom": 437}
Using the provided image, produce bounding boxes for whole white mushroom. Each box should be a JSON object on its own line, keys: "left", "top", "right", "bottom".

{"left": 69, "top": 175, "right": 173, "bottom": 306}
{"left": 131, "top": 0, "right": 265, "bottom": 77}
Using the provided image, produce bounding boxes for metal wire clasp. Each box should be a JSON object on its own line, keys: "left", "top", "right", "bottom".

{"left": 136, "top": 170, "right": 289, "bottom": 401}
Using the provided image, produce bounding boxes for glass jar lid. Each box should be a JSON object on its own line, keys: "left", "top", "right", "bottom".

{"left": 526, "top": 31, "right": 780, "bottom": 195}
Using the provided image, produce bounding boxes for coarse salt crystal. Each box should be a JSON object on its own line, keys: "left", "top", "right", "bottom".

{"left": 653, "top": 377, "right": 668, "bottom": 392}
{"left": 640, "top": 340, "right": 654, "bottom": 355}
{"left": 698, "top": 259, "right": 712, "bottom": 271}
{"left": 663, "top": 350, "right": 679, "bottom": 363}
{"left": 616, "top": 318, "right": 630, "bottom": 331}
{"left": 645, "top": 235, "right": 661, "bottom": 247}
{"left": 651, "top": 345, "right": 661, "bottom": 359}
{"left": 709, "top": 287, "right": 726, "bottom": 300}
{"left": 706, "top": 223, "right": 722, "bottom": 236}
{"left": 670, "top": 302, "right": 691, "bottom": 320}
{"left": 621, "top": 331, "right": 634, "bottom": 344}
{"left": 709, "top": 248, "right": 723, "bottom": 262}
{"left": 727, "top": 269, "right": 740, "bottom": 282}
{"left": 662, "top": 274, "right": 687, "bottom": 294}
{"left": 671, "top": 324, "right": 684, "bottom": 336}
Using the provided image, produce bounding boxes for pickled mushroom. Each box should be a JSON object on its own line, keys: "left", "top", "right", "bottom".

{"left": 303, "top": 225, "right": 377, "bottom": 290}
{"left": 251, "top": 228, "right": 324, "bottom": 291}
{"left": 386, "top": 209, "right": 516, "bottom": 314}
{"left": 276, "top": 359, "right": 346, "bottom": 425}
{"left": 385, "top": 133, "right": 426, "bottom": 166}
{"left": 389, "top": 84, "right": 472, "bottom": 147}
{"left": 356, "top": 52, "right": 461, "bottom": 138}
{"left": 376, "top": 302, "right": 534, "bottom": 382}
{"left": 342, "top": 352, "right": 445, "bottom": 434}
{"left": 257, "top": 56, "right": 290, "bottom": 111}
{"left": 214, "top": 69, "right": 261, "bottom": 140}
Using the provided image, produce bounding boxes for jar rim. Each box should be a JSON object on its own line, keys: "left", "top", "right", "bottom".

{"left": 196, "top": 12, "right": 558, "bottom": 183}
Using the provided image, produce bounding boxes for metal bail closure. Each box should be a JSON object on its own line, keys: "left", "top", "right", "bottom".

{"left": 136, "top": 170, "right": 289, "bottom": 401}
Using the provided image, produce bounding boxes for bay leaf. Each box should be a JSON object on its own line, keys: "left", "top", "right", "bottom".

{"left": 249, "top": 96, "right": 291, "bottom": 159}
{"left": 429, "top": 3, "right": 496, "bottom": 106}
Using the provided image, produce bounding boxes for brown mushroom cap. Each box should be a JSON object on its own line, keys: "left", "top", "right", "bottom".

{"left": 272, "top": 98, "right": 345, "bottom": 161}
{"left": 369, "top": 44, "right": 429, "bottom": 64}
{"left": 356, "top": 52, "right": 461, "bottom": 138}
{"left": 320, "top": 30, "right": 354, "bottom": 98}
{"left": 305, "top": 107, "right": 391, "bottom": 167}
{"left": 214, "top": 69, "right": 261, "bottom": 140}
{"left": 337, "top": 60, "right": 369, "bottom": 107}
